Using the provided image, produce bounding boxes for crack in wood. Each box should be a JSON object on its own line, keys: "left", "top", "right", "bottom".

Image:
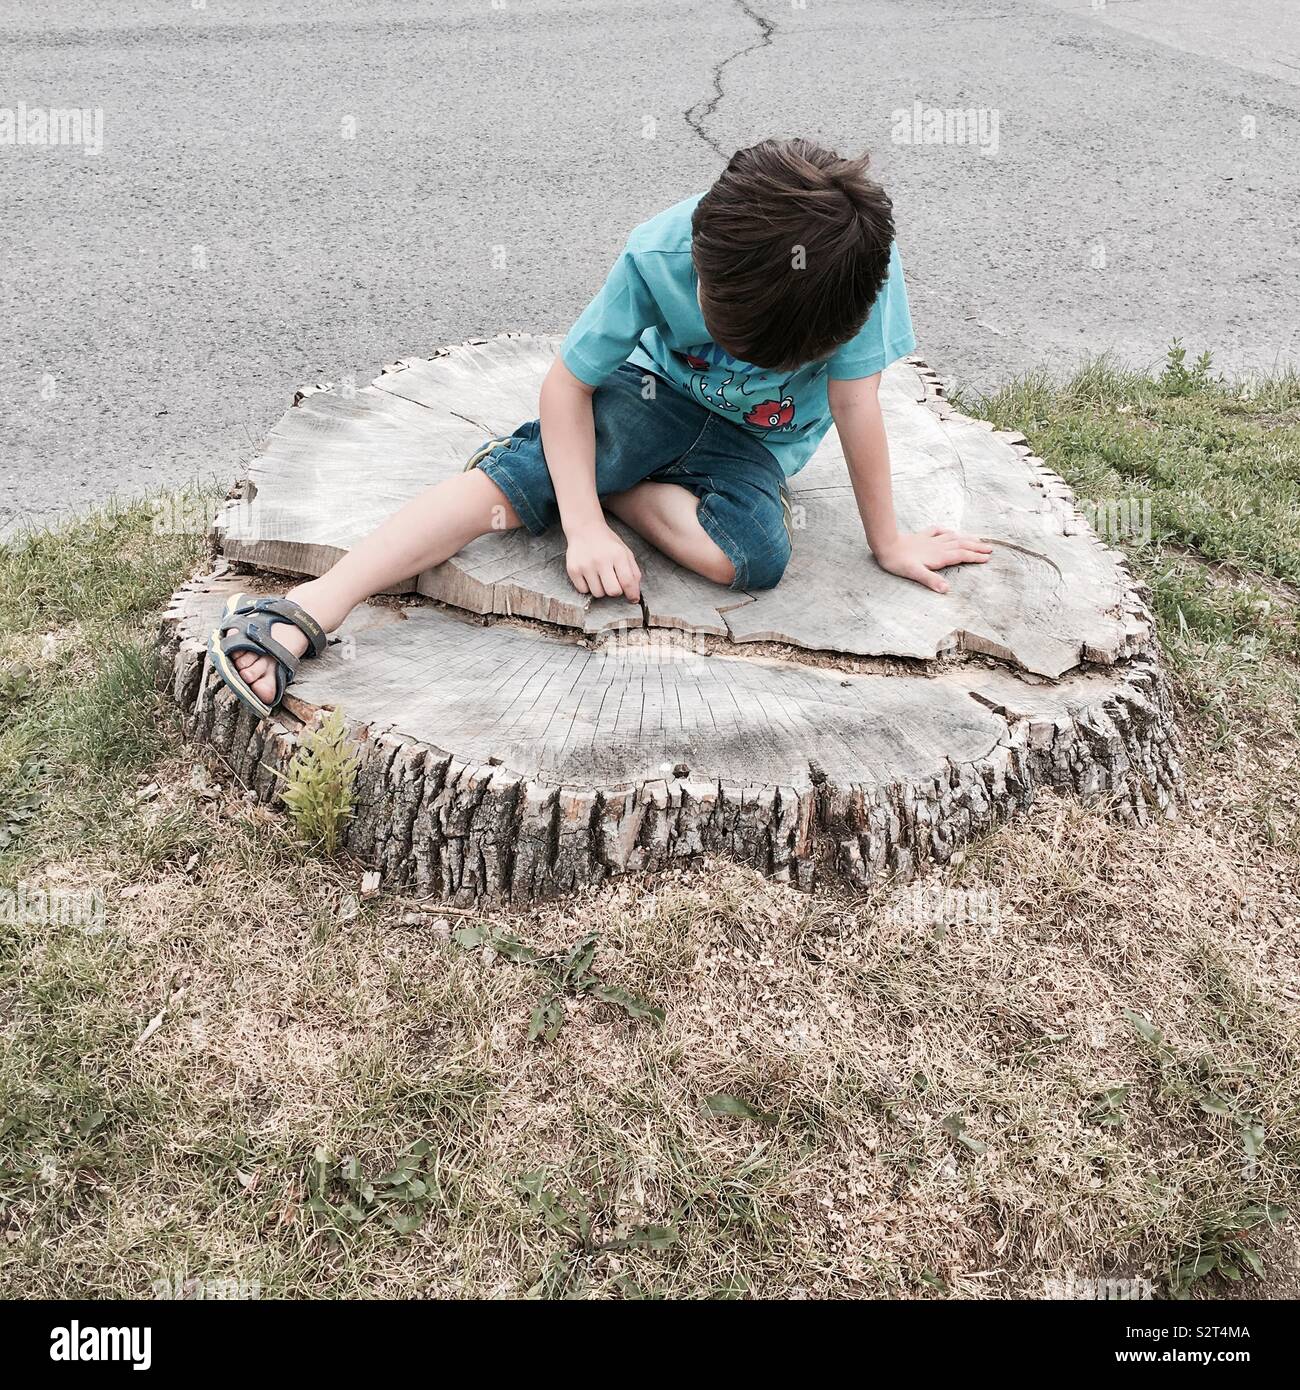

{"left": 216, "top": 337, "right": 1147, "bottom": 681}
{"left": 159, "top": 569, "right": 1185, "bottom": 904}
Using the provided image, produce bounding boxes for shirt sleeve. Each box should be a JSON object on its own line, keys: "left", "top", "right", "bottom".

{"left": 560, "top": 248, "right": 663, "bottom": 386}
{"left": 827, "top": 242, "right": 917, "bottom": 381}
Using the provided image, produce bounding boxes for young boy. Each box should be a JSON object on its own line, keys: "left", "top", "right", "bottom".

{"left": 211, "top": 138, "right": 990, "bottom": 716}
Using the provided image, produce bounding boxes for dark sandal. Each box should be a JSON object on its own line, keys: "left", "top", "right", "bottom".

{"left": 206, "top": 592, "right": 328, "bottom": 718}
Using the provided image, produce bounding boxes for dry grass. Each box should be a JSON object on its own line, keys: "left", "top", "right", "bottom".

{"left": 1, "top": 706, "right": 1296, "bottom": 1300}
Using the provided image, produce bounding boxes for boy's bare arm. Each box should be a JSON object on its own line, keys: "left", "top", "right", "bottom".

{"left": 539, "top": 358, "right": 641, "bottom": 602}
{"left": 829, "top": 374, "right": 991, "bottom": 594}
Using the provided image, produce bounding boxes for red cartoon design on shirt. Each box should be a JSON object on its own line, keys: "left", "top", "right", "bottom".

{"left": 674, "top": 346, "right": 800, "bottom": 434}
{"left": 744, "top": 396, "right": 796, "bottom": 431}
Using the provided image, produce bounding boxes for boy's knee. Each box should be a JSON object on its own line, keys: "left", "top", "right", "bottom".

{"left": 697, "top": 489, "right": 792, "bottom": 590}
{"left": 742, "top": 528, "right": 792, "bottom": 590}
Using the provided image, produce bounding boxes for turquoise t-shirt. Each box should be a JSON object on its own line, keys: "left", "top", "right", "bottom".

{"left": 560, "top": 194, "right": 916, "bottom": 477}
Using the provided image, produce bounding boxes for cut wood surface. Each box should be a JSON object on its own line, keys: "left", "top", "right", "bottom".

{"left": 174, "top": 334, "right": 1182, "bottom": 902}
{"left": 216, "top": 335, "right": 1151, "bottom": 678}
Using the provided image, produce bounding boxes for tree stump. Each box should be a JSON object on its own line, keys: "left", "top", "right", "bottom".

{"left": 159, "top": 335, "right": 1183, "bottom": 903}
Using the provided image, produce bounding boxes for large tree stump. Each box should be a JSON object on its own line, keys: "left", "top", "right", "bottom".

{"left": 160, "top": 335, "right": 1183, "bottom": 902}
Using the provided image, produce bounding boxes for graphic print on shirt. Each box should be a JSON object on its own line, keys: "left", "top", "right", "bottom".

{"left": 675, "top": 344, "right": 799, "bottom": 435}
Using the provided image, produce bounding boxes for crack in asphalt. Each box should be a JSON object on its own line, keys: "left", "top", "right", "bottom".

{"left": 683, "top": 0, "right": 777, "bottom": 158}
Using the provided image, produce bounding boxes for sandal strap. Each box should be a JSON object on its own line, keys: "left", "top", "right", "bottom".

{"left": 247, "top": 596, "right": 328, "bottom": 657}
{"left": 464, "top": 435, "right": 512, "bottom": 472}
{"left": 227, "top": 593, "right": 327, "bottom": 659}
{"left": 219, "top": 624, "right": 302, "bottom": 680}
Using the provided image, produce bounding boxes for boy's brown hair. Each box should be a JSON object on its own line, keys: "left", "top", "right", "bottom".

{"left": 691, "top": 138, "right": 896, "bottom": 372}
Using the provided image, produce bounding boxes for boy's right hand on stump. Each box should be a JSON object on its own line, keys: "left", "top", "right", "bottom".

{"left": 565, "top": 519, "right": 642, "bottom": 603}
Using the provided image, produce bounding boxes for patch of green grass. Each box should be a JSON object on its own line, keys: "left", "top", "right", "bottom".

{"left": 452, "top": 921, "right": 665, "bottom": 1043}
{"left": 0, "top": 491, "right": 215, "bottom": 870}
{"left": 955, "top": 344, "right": 1300, "bottom": 728}
{"left": 1167, "top": 1203, "right": 1289, "bottom": 1297}
{"left": 60, "top": 637, "right": 164, "bottom": 772}
{"left": 956, "top": 344, "right": 1300, "bottom": 582}
{"left": 0, "top": 495, "right": 206, "bottom": 634}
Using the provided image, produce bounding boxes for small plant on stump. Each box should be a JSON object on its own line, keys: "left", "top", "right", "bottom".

{"left": 278, "top": 707, "right": 359, "bottom": 854}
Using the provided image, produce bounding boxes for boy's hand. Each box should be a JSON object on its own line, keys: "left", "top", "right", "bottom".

{"left": 565, "top": 519, "right": 642, "bottom": 602}
{"left": 874, "top": 528, "right": 992, "bottom": 594}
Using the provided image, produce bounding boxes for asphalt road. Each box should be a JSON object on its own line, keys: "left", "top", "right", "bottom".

{"left": 2, "top": 0, "right": 1298, "bottom": 534}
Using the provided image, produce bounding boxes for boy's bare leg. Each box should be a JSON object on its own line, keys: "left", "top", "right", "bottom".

{"left": 603, "top": 480, "right": 735, "bottom": 585}
{"left": 232, "top": 469, "right": 519, "bottom": 705}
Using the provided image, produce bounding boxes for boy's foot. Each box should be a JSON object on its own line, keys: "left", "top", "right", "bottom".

{"left": 227, "top": 581, "right": 330, "bottom": 708}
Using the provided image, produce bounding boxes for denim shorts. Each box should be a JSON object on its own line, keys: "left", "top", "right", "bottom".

{"left": 475, "top": 362, "right": 794, "bottom": 590}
